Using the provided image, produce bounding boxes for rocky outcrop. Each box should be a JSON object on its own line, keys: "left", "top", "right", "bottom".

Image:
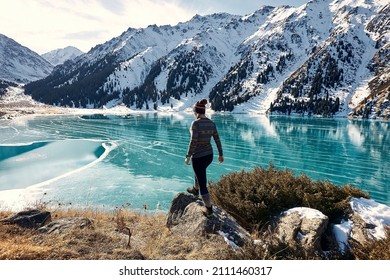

{"left": 347, "top": 197, "right": 390, "bottom": 244}
{"left": 165, "top": 194, "right": 385, "bottom": 255}
{"left": 0, "top": 209, "right": 51, "bottom": 228}
{"left": 275, "top": 207, "right": 329, "bottom": 255}
{"left": 166, "top": 193, "right": 252, "bottom": 248}
{"left": 0, "top": 209, "right": 93, "bottom": 234}
{"left": 38, "top": 217, "right": 93, "bottom": 234}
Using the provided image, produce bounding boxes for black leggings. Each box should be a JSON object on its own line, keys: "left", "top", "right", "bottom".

{"left": 191, "top": 154, "right": 213, "bottom": 195}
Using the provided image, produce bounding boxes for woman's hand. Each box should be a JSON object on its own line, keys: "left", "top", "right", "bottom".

{"left": 185, "top": 157, "right": 191, "bottom": 165}
{"left": 218, "top": 155, "right": 224, "bottom": 163}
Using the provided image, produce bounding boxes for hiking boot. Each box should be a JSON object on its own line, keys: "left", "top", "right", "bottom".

{"left": 187, "top": 187, "right": 199, "bottom": 196}
{"left": 203, "top": 206, "right": 214, "bottom": 219}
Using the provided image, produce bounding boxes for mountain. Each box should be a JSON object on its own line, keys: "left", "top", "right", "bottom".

{"left": 24, "top": 0, "right": 389, "bottom": 118}
{"left": 0, "top": 34, "right": 53, "bottom": 83}
{"left": 42, "top": 46, "right": 84, "bottom": 66}
{"left": 348, "top": 3, "right": 390, "bottom": 118}
{"left": 268, "top": 0, "right": 390, "bottom": 119}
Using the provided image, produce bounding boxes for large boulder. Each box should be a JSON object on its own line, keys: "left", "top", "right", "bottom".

{"left": 166, "top": 193, "right": 252, "bottom": 248}
{"left": 0, "top": 209, "right": 51, "bottom": 228}
{"left": 275, "top": 207, "right": 329, "bottom": 255}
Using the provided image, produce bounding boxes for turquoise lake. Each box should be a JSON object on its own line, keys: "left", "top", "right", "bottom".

{"left": 0, "top": 114, "right": 389, "bottom": 211}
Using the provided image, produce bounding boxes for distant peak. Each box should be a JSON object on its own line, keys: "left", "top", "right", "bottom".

{"left": 41, "top": 46, "right": 84, "bottom": 66}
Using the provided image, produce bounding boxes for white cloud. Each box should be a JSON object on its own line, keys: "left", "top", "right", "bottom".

{"left": 1, "top": 0, "right": 194, "bottom": 54}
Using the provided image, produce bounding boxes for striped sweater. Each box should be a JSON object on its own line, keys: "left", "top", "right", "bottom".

{"left": 186, "top": 117, "right": 223, "bottom": 159}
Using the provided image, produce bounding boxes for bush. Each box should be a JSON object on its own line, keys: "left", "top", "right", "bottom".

{"left": 209, "top": 164, "right": 370, "bottom": 231}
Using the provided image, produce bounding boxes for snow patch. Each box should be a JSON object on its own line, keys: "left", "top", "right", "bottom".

{"left": 350, "top": 197, "right": 390, "bottom": 239}
{"left": 283, "top": 207, "right": 327, "bottom": 219}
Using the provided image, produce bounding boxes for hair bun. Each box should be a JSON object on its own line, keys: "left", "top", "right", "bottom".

{"left": 200, "top": 99, "right": 208, "bottom": 105}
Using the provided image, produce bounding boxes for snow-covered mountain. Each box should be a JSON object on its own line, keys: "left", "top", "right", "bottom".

{"left": 42, "top": 46, "right": 84, "bottom": 66}
{"left": 267, "top": 0, "right": 390, "bottom": 118}
{"left": 0, "top": 34, "right": 53, "bottom": 83}
{"left": 25, "top": 0, "right": 389, "bottom": 118}
{"left": 349, "top": 3, "right": 390, "bottom": 118}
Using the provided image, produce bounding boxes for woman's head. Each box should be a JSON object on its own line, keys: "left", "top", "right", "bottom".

{"left": 193, "top": 99, "right": 207, "bottom": 115}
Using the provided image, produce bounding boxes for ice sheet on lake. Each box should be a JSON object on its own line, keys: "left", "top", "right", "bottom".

{"left": 0, "top": 139, "right": 107, "bottom": 191}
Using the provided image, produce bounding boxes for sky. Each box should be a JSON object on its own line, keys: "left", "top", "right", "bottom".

{"left": 1, "top": 0, "right": 308, "bottom": 55}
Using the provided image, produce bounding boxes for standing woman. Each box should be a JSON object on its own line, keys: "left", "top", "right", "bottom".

{"left": 185, "top": 99, "right": 224, "bottom": 218}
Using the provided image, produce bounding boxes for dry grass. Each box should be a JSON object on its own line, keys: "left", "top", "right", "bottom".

{"left": 2, "top": 206, "right": 390, "bottom": 260}
{"left": 350, "top": 229, "right": 390, "bottom": 260}
{"left": 1, "top": 165, "right": 389, "bottom": 260}
{"left": 0, "top": 208, "right": 233, "bottom": 260}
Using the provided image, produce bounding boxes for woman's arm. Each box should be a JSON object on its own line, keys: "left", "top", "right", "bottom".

{"left": 186, "top": 121, "right": 199, "bottom": 161}
{"left": 213, "top": 128, "right": 224, "bottom": 163}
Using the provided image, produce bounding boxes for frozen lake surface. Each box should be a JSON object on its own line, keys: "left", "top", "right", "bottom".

{"left": 0, "top": 114, "right": 389, "bottom": 211}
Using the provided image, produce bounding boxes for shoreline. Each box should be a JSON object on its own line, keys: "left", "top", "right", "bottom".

{"left": 1, "top": 83, "right": 389, "bottom": 121}
{"left": 0, "top": 103, "right": 198, "bottom": 121}
{"left": 1, "top": 87, "right": 388, "bottom": 121}
{"left": 2, "top": 105, "right": 389, "bottom": 122}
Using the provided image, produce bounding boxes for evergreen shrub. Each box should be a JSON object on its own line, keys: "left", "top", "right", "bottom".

{"left": 209, "top": 164, "right": 370, "bottom": 230}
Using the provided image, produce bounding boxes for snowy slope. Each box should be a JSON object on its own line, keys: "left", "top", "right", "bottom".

{"left": 267, "top": 0, "right": 389, "bottom": 118}
{"left": 349, "top": 2, "right": 390, "bottom": 118}
{"left": 0, "top": 34, "right": 53, "bottom": 83}
{"left": 214, "top": 0, "right": 388, "bottom": 117}
{"left": 41, "top": 46, "right": 83, "bottom": 66}
{"left": 24, "top": 0, "right": 389, "bottom": 118}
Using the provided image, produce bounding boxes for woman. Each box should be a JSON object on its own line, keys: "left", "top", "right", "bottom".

{"left": 185, "top": 99, "right": 224, "bottom": 218}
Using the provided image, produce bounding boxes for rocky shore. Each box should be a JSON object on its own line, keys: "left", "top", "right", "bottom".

{"left": 1, "top": 193, "right": 390, "bottom": 260}
{"left": 0, "top": 86, "right": 135, "bottom": 120}
{"left": 0, "top": 85, "right": 67, "bottom": 120}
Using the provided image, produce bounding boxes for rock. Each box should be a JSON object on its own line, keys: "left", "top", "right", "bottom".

{"left": 166, "top": 193, "right": 252, "bottom": 247}
{"left": 38, "top": 217, "right": 93, "bottom": 234}
{"left": 0, "top": 209, "right": 51, "bottom": 228}
{"left": 348, "top": 197, "right": 390, "bottom": 243}
{"left": 348, "top": 213, "right": 375, "bottom": 245}
{"left": 275, "top": 207, "right": 328, "bottom": 254}
{"left": 166, "top": 192, "right": 199, "bottom": 228}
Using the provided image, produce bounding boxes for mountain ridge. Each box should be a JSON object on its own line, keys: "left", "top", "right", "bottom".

{"left": 17, "top": 0, "right": 390, "bottom": 118}
{"left": 0, "top": 34, "right": 53, "bottom": 84}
